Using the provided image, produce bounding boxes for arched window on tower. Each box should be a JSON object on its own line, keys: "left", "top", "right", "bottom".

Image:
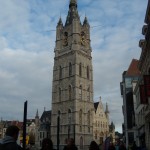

{"left": 87, "top": 86, "right": 90, "bottom": 101}
{"left": 63, "top": 32, "right": 68, "bottom": 46}
{"left": 59, "top": 66, "right": 62, "bottom": 79}
{"left": 68, "top": 109, "right": 71, "bottom": 135}
{"left": 80, "top": 136, "right": 83, "bottom": 149}
{"left": 59, "top": 88, "right": 61, "bottom": 101}
{"left": 69, "top": 85, "right": 72, "bottom": 100}
{"left": 87, "top": 66, "right": 90, "bottom": 79}
{"left": 79, "top": 109, "right": 82, "bottom": 132}
{"left": 69, "top": 63, "right": 72, "bottom": 76}
{"left": 87, "top": 110, "right": 90, "bottom": 132}
{"left": 58, "top": 110, "right": 61, "bottom": 132}
{"left": 95, "top": 131, "right": 98, "bottom": 139}
{"left": 79, "top": 63, "right": 82, "bottom": 77}
{"left": 79, "top": 85, "right": 82, "bottom": 100}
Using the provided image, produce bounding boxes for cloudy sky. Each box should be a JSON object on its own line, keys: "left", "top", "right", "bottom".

{"left": 0, "top": 0, "right": 147, "bottom": 132}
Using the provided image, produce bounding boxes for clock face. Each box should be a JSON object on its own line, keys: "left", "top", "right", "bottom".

{"left": 80, "top": 31, "right": 86, "bottom": 46}
{"left": 63, "top": 32, "right": 68, "bottom": 46}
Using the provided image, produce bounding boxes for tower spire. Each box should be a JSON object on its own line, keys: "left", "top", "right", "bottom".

{"left": 105, "top": 102, "right": 109, "bottom": 113}
{"left": 69, "top": 0, "right": 77, "bottom": 8}
{"left": 65, "top": 0, "right": 80, "bottom": 26}
{"left": 36, "top": 109, "right": 39, "bottom": 117}
{"left": 83, "top": 16, "right": 89, "bottom": 26}
{"left": 57, "top": 17, "right": 63, "bottom": 26}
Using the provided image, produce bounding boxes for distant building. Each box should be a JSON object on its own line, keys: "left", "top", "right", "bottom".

{"left": 120, "top": 59, "right": 141, "bottom": 147}
{"left": 93, "top": 97, "right": 114, "bottom": 144}
{"left": 35, "top": 109, "right": 51, "bottom": 149}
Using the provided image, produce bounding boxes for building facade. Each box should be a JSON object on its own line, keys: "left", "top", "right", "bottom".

{"left": 136, "top": 0, "right": 150, "bottom": 148}
{"left": 51, "top": 0, "right": 94, "bottom": 149}
{"left": 35, "top": 110, "right": 51, "bottom": 149}
{"left": 93, "top": 97, "right": 115, "bottom": 144}
{"left": 120, "top": 59, "right": 141, "bottom": 147}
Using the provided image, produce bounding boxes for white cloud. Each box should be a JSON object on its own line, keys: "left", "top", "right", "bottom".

{"left": 0, "top": 0, "right": 148, "bottom": 133}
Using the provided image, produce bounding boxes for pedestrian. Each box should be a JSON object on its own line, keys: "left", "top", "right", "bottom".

{"left": 63, "top": 138, "right": 78, "bottom": 150}
{"left": 89, "top": 141, "right": 99, "bottom": 150}
{"left": 41, "top": 138, "right": 54, "bottom": 150}
{"left": 119, "top": 141, "right": 126, "bottom": 150}
{"left": 0, "top": 125, "right": 23, "bottom": 150}
{"left": 132, "top": 141, "right": 137, "bottom": 150}
{"left": 139, "top": 142, "right": 147, "bottom": 150}
{"left": 108, "top": 142, "right": 115, "bottom": 150}
{"left": 99, "top": 141, "right": 104, "bottom": 150}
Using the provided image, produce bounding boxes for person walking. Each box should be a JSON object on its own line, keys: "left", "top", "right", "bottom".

{"left": 108, "top": 142, "right": 115, "bottom": 150}
{"left": 40, "top": 138, "right": 54, "bottom": 150}
{"left": 0, "top": 125, "right": 22, "bottom": 150}
{"left": 119, "top": 141, "right": 126, "bottom": 150}
{"left": 63, "top": 138, "right": 78, "bottom": 150}
{"left": 89, "top": 141, "right": 100, "bottom": 150}
{"left": 132, "top": 141, "right": 137, "bottom": 150}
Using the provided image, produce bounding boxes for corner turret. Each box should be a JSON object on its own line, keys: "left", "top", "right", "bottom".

{"left": 35, "top": 109, "right": 40, "bottom": 126}
{"left": 105, "top": 102, "right": 109, "bottom": 114}
{"left": 83, "top": 16, "right": 89, "bottom": 26}
{"left": 57, "top": 17, "right": 63, "bottom": 26}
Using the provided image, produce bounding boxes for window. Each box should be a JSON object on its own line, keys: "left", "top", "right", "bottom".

{"left": 79, "top": 63, "right": 82, "bottom": 76}
{"left": 80, "top": 126, "right": 82, "bottom": 132}
{"left": 87, "top": 111, "right": 90, "bottom": 133}
{"left": 87, "top": 66, "right": 89, "bottom": 79}
{"left": 87, "top": 86, "right": 90, "bottom": 101}
{"left": 63, "top": 32, "right": 68, "bottom": 46}
{"left": 69, "top": 63, "right": 72, "bottom": 76}
{"left": 80, "top": 137, "right": 83, "bottom": 149}
{"left": 96, "top": 121, "right": 97, "bottom": 127}
{"left": 125, "top": 77, "right": 132, "bottom": 88}
{"left": 58, "top": 110, "right": 61, "bottom": 116}
{"left": 59, "top": 88, "right": 61, "bottom": 101}
{"left": 79, "top": 109, "right": 82, "bottom": 132}
{"left": 58, "top": 110, "right": 61, "bottom": 132}
{"left": 68, "top": 109, "right": 71, "bottom": 134}
{"left": 40, "top": 132, "right": 42, "bottom": 138}
{"left": 68, "top": 109, "right": 71, "bottom": 124}
{"left": 95, "top": 132, "right": 97, "bottom": 139}
{"left": 87, "top": 111, "right": 90, "bottom": 126}
{"left": 69, "top": 85, "right": 72, "bottom": 100}
{"left": 79, "top": 85, "right": 82, "bottom": 100}
{"left": 59, "top": 66, "right": 62, "bottom": 79}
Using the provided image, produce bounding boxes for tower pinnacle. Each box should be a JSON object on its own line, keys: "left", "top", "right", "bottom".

{"left": 69, "top": 0, "right": 77, "bottom": 8}
{"left": 36, "top": 109, "right": 39, "bottom": 117}
{"left": 105, "top": 103, "right": 109, "bottom": 113}
{"left": 65, "top": 0, "right": 80, "bottom": 26}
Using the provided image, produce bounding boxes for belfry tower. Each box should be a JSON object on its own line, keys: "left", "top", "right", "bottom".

{"left": 51, "top": 0, "right": 94, "bottom": 149}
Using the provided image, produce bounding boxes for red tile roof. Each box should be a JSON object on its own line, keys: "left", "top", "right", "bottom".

{"left": 126, "top": 59, "right": 141, "bottom": 76}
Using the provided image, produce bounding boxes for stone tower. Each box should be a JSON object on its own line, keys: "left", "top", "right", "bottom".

{"left": 51, "top": 0, "right": 94, "bottom": 149}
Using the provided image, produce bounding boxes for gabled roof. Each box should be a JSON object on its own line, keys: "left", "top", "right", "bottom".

{"left": 40, "top": 110, "right": 51, "bottom": 122}
{"left": 94, "top": 102, "right": 99, "bottom": 112}
{"left": 126, "top": 59, "right": 141, "bottom": 76}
